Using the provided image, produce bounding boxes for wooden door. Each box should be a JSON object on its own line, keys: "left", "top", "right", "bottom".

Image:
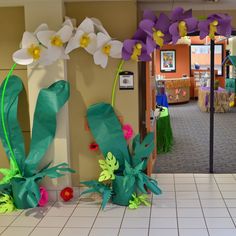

{"left": 146, "top": 51, "right": 157, "bottom": 176}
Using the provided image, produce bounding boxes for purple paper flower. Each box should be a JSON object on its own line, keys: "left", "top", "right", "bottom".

{"left": 169, "top": 7, "right": 198, "bottom": 44}
{"left": 143, "top": 9, "right": 158, "bottom": 22}
{"left": 122, "top": 39, "right": 151, "bottom": 62}
{"left": 139, "top": 13, "right": 171, "bottom": 50}
{"left": 198, "top": 14, "right": 232, "bottom": 40}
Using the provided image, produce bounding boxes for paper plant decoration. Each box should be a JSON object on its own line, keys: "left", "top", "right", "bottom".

{"left": 81, "top": 103, "right": 161, "bottom": 209}
{"left": 0, "top": 73, "right": 74, "bottom": 210}
{"left": 198, "top": 14, "right": 232, "bottom": 40}
{"left": 169, "top": 7, "right": 198, "bottom": 44}
{"left": 12, "top": 17, "right": 123, "bottom": 69}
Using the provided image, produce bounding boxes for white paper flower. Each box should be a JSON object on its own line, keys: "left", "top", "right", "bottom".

{"left": 63, "top": 17, "right": 76, "bottom": 32}
{"left": 12, "top": 32, "right": 48, "bottom": 65}
{"left": 90, "top": 17, "right": 110, "bottom": 36}
{"left": 65, "top": 18, "right": 97, "bottom": 55}
{"left": 37, "top": 25, "right": 73, "bottom": 62}
{"left": 93, "top": 32, "right": 123, "bottom": 68}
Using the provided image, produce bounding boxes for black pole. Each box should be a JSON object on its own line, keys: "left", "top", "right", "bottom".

{"left": 209, "top": 39, "right": 215, "bottom": 173}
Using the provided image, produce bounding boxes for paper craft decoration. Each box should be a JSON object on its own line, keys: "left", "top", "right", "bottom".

{"left": 81, "top": 103, "right": 161, "bottom": 208}
{"left": 12, "top": 17, "right": 123, "bottom": 69}
{"left": 198, "top": 14, "right": 232, "bottom": 40}
{"left": 122, "top": 124, "right": 134, "bottom": 141}
{"left": 60, "top": 187, "right": 74, "bottom": 202}
{"left": 128, "top": 193, "right": 151, "bottom": 209}
{"left": 38, "top": 187, "right": 49, "bottom": 207}
{"left": 0, "top": 73, "right": 74, "bottom": 210}
{"left": 89, "top": 142, "right": 99, "bottom": 151}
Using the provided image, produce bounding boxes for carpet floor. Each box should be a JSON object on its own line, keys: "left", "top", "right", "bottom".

{"left": 154, "top": 101, "right": 236, "bottom": 173}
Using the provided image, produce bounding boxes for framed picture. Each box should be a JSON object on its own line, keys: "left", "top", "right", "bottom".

{"left": 160, "top": 50, "right": 176, "bottom": 72}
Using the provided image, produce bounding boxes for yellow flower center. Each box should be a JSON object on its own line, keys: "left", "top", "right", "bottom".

{"left": 131, "top": 43, "right": 142, "bottom": 61}
{"left": 178, "top": 21, "right": 187, "bottom": 37}
{"left": 102, "top": 44, "right": 111, "bottom": 56}
{"left": 51, "top": 35, "right": 63, "bottom": 47}
{"left": 209, "top": 20, "right": 218, "bottom": 40}
{"left": 28, "top": 44, "right": 41, "bottom": 60}
{"left": 152, "top": 28, "right": 164, "bottom": 47}
{"left": 80, "top": 34, "right": 90, "bottom": 48}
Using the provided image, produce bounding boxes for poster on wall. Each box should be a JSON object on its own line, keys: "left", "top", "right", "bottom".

{"left": 160, "top": 50, "right": 176, "bottom": 72}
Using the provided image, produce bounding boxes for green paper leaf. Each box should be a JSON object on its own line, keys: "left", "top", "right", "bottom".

{"left": 98, "top": 152, "right": 119, "bottom": 182}
{"left": 132, "top": 133, "right": 154, "bottom": 168}
{"left": 87, "top": 103, "right": 131, "bottom": 171}
{"left": 0, "top": 193, "right": 15, "bottom": 213}
{"left": 0, "top": 75, "right": 25, "bottom": 172}
{"left": 0, "top": 158, "right": 21, "bottom": 185}
{"left": 81, "top": 180, "right": 112, "bottom": 209}
{"left": 24, "top": 80, "right": 70, "bottom": 177}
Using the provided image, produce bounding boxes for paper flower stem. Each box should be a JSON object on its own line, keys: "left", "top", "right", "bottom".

{"left": 111, "top": 59, "right": 125, "bottom": 107}
{"left": 1, "top": 63, "right": 20, "bottom": 172}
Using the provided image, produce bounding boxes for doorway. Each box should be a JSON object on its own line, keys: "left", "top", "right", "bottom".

{"left": 140, "top": 35, "right": 236, "bottom": 174}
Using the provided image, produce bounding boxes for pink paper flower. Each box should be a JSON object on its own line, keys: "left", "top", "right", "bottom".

{"left": 122, "top": 124, "right": 134, "bottom": 140}
{"left": 38, "top": 187, "right": 49, "bottom": 207}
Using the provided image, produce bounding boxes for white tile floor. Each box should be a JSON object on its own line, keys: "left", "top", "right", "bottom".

{"left": 2, "top": 174, "right": 236, "bottom": 235}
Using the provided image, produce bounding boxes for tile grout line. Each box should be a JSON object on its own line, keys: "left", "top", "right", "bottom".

{"left": 173, "top": 174, "right": 180, "bottom": 236}
{"left": 193, "top": 174, "right": 210, "bottom": 236}
{"left": 214, "top": 174, "right": 236, "bottom": 229}
{"left": 86, "top": 196, "right": 102, "bottom": 236}
{"left": 147, "top": 192, "right": 154, "bottom": 236}
{"left": 1, "top": 201, "right": 55, "bottom": 236}
{"left": 57, "top": 199, "right": 82, "bottom": 236}
{"left": 117, "top": 206, "right": 127, "bottom": 236}
{"left": 28, "top": 201, "right": 56, "bottom": 235}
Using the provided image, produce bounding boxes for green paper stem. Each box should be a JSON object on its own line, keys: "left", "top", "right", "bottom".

{"left": 1, "top": 63, "right": 18, "bottom": 166}
{"left": 111, "top": 60, "right": 125, "bottom": 107}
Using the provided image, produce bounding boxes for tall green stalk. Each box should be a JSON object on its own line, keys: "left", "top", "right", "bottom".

{"left": 1, "top": 63, "right": 20, "bottom": 172}
{"left": 111, "top": 60, "right": 125, "bottom": 107}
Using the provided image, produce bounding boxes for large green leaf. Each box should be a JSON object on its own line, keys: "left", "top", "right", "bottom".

{"left": 87, "top": 103, "right": 130, "bottom": 171}
{"left": 0, "top": 75, "right": 25, "bottom": 172}
{"left": 24, "top": 80, "right": 70, "bottom": 177}
{"left": 132, "top": 133, "right": 154, "bottom": 168}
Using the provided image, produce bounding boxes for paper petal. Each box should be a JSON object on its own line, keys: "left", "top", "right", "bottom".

{"left": 171, "top": 7, "right": 184, "bottom": 22}
{"left": 63, "top": 17, "right": 76, "bottom": 30}
{"left": 22, "top": 32, "right": 38, "bottom": 48}
{"left": 65, "top": 34, "right": 80, "bottom": 54}
{"left": 90, "top": 17, "right": 110, "bottom": 36}
{"left": 185, "top": 18, "right": 198, "bottom": 32}
{"left": 46, "top": 46, "right": 63, "bottom": 62}
{"left": 122, "top": 48, "right": 131, "bottom": 61}
{"left": 123, "top": 39, "right": 136, "bottom": 54}
{"left": 85, "top": 33, "right": 97, "bottom": 54}
{"left": 94, "top": 50, "right": 108, "bottom": 68}
{"left": 37, "top": 30, "right": 55, "bottom": 47}
{"left": 146, "top": 37, "right": 156, "bottom": 54}
{"left": 155, "top": 13, "right": 171, "bottom": 33}
{"left": 57, "top": 25, "right": 73, "bottom": 43}
{"left": 34, "top": 23, "right": 49, "bottom": 34}
{"left": 143, "top": 10, "right": 157, "bottom": 22}
{"left": 109, "top": 40, "right": 123, "bottom": 58}
{"left": 12, "top": 48, "right": 34, "bottom": 65}
{"left": 78, "top": 17, "right": 94, "bottom": 34}
{"left": 97, "top": 32, "right": 111, "bottom": 49}
{"left": 139, "top": 19, "right": 154, "bottom": 36}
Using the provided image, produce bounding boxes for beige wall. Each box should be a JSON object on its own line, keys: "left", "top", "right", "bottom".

{"left": 65, "top": 1, "right": 139, "bottom": 184}
{"left": 0, "top": 7, "right": 30, "bottom": 172}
